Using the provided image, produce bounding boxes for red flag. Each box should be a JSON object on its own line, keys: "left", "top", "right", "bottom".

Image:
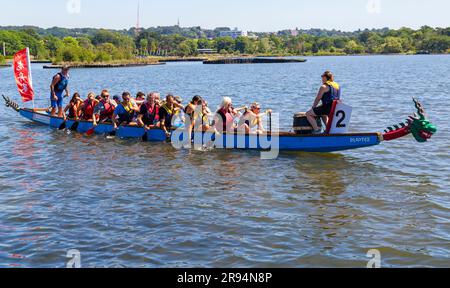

{"left": 13, "top": 48, "right": 34, "bottom": 103}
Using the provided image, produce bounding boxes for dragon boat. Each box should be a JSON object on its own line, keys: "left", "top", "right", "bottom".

{"left": 2, "top": 95, "right": 437, "bottom": 153}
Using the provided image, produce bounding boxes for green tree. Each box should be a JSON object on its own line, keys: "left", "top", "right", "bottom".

{"left": 257, "top": 38, "right": 271, "bottom": 53}
{"left": 382, "top": 37, "right": 403, "bottom": 53}
{"left": 421, "top": 35, "right": 450, "bottom": 53}
{"left": 197, "top": 38, "right": 211, "bottom": 49}
{"left": 139, "top": 38, "right": 148, "bottom": 55}
{"left": 344, "top": 40, "right": 365, "bottom": 54}
{"left": 215, "top": 37, "right": 234, "bottom": 53}
{"left": 235, "top": 36, "right": 252, "bottom": 53}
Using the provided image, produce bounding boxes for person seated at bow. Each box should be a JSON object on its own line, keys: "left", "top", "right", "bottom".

{"left": 92, "top": 90, "right": 117, "bottom": 126}
{"left": 137, "top": 92, "right": 160, "bottom": 130}
{"left": 158, "top": 94, "right": 177, "bottom": 138}
{"left": 64, "top": 93, "right": 83, "bottom": 120}
{"left": 306, "top": 71, "right": 341, "bottom": 134}
{"left": 79, "top": 92, "right": 99, "bottom": 121}
{"left": 215, "top": 97, "right": 240, "bottom": 133}
{"left": 238, "top": 102, "right": 272, "bottom": 134}
{"left": 112, "top": 92, "right": 140, "bottom": 129}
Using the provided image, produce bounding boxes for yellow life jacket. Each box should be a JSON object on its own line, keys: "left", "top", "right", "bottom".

{"left": 161, "top": 103, "right": 174, "bottom": 115}
{"left": 323, "top": 81, "right": 341, "bottom": 105}
{"left": 122, "top": 101, "right": 135, "bottom": 114}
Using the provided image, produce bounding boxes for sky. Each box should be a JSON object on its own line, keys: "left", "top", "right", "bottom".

{"left": 0, "top": 0, "right": 449, "bottom": 32}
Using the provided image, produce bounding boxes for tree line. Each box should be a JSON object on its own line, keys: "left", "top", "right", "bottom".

{"left": 0, "top": 26, "right": 449, "bottom": 63}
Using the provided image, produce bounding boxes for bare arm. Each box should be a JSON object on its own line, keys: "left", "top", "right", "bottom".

{"left": 313, "top": 85, "right": 328, "bottom": 108}
{"left": 64, "top": 103, "right": 70, "bottom": 113}
{"left": 137, "top": 114, "right": 144, "bottom": 127}
{"left": 50, "top": 75, "right": 61, "bottom": 99}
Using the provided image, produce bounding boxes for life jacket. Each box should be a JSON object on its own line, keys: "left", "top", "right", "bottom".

{"left": 184, "top": 103, "right": 196, "bottom": 119}
{"left": 117, "top": 101, "right": 135, "bottom": 123}
{"left": 239, "top": 111, "right": 258, "bottom": 128}
{"left": 99, "top": 100, "right": 115, "bottom": 121}
{"left": 54, "top": 73, "right": 69, "bottom": 93}
{"left": 322, "top": 81, "right": 341, "bottom": 105}
{"left": 142, "top": 102, "right": 159, "bottom": 125}
{"left": 160, "top": 103, "right": 174, "bottom": 128}
{"left": 217, "top": 108, "right": 234, "bottom": 132}
{"left": 68, "top": 101, "right": 78, "bottom": 118}
{"left": 82, "top": 99, "right": 96, "bottom": 120}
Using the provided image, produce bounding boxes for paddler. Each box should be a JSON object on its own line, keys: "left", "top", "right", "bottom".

{"left": 79, "top": 92, "right": 99, "bottom": 121}
{"left": 306, "top": 71, "right": 341, "bottom": 134}
{"left": 137, "top": 92, "right": 160, "bottom": 129}
{"left": 113, "top": 92, "right": 140, "bottom": 128}
{"left": 64, "top": 93, "right": 83, "bottom": 120}
{"left": 50, "top": 66, "right": 70, "bottom": 117}
{"left": 92, "top": 90, "right": 117, "bottom": 126}
{"left": 158, "top": 94, "right": 176, "bottom": 138}
{"left": 238, "top": 102, "right": 272, "bottom": 134}
{"left": 215, "top": 97, "right": 240, "bottom": 133}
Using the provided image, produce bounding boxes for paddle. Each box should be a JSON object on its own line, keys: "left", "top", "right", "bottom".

{"left": 70, "top": 121, "right": 80, "bottom": 131}
{"left": 86, "top": 126, "right": 96, "bottom": 136}
{"left": 142, "top": 128, "right": 149, "bottom": 142}
{"left": 268, "top": 111, "right": 272, "bottom": 135}
{"left": 107, "top": 122, "right": 121, "bottom": 138}
{"left": 58, "top": 120, "right": 67, "bottom": 130}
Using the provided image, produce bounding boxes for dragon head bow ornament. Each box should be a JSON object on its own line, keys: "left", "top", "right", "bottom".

{"left": 383, "top": 98, "right": 437, "bottom": 142}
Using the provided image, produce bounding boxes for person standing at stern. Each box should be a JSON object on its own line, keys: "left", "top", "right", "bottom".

{"left": 50, "top": 66, "right": 70, "bottom": 117}
{"left": 306, "top": 71, "right": 341, "bottom": 134}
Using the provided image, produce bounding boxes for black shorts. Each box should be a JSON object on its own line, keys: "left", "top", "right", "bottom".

{"left": 313, "top": 104, "right": 333, "bottom": 116}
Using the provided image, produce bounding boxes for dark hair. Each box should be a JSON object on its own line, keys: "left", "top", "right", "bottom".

{"left": 136, "top": 91, "right": 146, "bottom": 99}
{"left": 322, "top": 71, "right": 333, "bottom": 81}
{"left": 72, "top": 92, "right": 80, "bottom": 102}
{"left": 166, "top": 93, "right": 174, "bottom": 101}
{"left": 192, "top": 95, "right": 202, "bottom": 104}
{"left": 122, "top": 92, "right": 131, "bottom": 98}
{"left": 101, "top": 89, "right": 110, "bottom": 97}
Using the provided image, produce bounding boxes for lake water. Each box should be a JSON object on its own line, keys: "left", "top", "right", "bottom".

{"left": 0, "top": 55, "right": 449, "bottom": 268}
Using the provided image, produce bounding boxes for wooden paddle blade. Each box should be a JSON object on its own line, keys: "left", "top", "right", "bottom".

{"left": 142, "top": 132, "right": 148, "bottom": 142}
{"left": 58, "top": 121, "right": 66, "bottom": 130}
{"left": 70, "top": 122, "right": 79, "bottom": 131}
{"left": 86, "top": 127, "right": 95, "bottom": 136}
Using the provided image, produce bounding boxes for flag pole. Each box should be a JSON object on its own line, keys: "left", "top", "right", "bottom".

{"left": 26, "top": 47, "right": 34, "bottom": 109}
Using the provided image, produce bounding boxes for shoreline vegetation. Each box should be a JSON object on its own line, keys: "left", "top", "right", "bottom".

{"left": 0, "top": 25, "right": 449, "bottom": 67}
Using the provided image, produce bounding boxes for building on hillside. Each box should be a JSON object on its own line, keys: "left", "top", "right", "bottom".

{"left": 219, "top": 28, "right": 248, "bottom": 39}
{"left": 197, "top": 49, "right": 218, "bottom": 54}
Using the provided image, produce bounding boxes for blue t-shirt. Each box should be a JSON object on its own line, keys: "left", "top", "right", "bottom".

{"left": 114, "top": 104, "right": 126, "bottom": 116}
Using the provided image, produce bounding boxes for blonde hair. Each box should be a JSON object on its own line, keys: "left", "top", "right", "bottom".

{"left": 250, "top": 102, "right": 260, "bottom": 110}
{"left": 219, "top": 97, "right": 232, "bottom": 110}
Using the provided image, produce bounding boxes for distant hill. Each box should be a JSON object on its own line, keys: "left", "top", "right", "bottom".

{"left": 0, "top": 25, "right": 397, "bottom": 39}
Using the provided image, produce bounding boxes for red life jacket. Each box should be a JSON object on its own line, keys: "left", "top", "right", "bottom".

{"left": 82, "top": 99, "right": 96, "bottom": 120}
{"left": 145, "top": 103, "right": 159, "bottom": 122}
{"left": 99, "top": 100, "right": 115, "bottom": 121}
{"left": 217, "top": 108, "right": 234, "bottom": 132}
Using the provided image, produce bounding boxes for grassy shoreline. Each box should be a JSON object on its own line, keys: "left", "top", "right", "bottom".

{"left": 43, "top": 52, "right": 450, "bottom": 68}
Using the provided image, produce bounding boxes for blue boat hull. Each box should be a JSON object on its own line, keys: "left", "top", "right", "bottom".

{"left": 19, "top": 109, "right": 382, "bottom": 152}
